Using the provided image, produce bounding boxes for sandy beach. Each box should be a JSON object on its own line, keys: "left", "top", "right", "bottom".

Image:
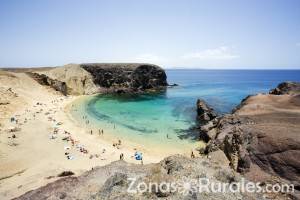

{"left": 0, "top": 71, "right": 173, "bottom": 199}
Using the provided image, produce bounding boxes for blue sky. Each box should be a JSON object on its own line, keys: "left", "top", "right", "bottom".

{"left": 0, "top": 0, "right": 300, "bottom": 69}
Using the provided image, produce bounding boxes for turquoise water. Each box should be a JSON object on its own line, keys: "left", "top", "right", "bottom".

{"left": 71, "top": 70, "right": 300, "bottom": 152}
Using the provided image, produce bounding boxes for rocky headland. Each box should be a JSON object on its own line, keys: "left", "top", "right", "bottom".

{"left": 198, "top": 82, "right": 300, "bottom": 198}
{"left": 27, "top": 63, "right": 167, "bottom": 95}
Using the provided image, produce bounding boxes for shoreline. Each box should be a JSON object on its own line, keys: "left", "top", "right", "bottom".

{"left": 62, "top": 95, "right": 170, "bottom": 162}
{"left": 0, "top": 93, "right": 163, "bottom": 199}
{"left": 0, "top": 72, "right": 199, "bottom": 199}
{"left": 66, "top": 94, "right": 204, "bottom": 157}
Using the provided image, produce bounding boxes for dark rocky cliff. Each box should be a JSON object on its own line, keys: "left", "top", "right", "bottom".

{"left": 80, "top": 63, "right": 167, "bottom": 93}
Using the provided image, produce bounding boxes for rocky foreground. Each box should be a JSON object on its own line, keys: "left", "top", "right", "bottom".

{"left": 14, "top": 155, "right": 267, "bottom": 200}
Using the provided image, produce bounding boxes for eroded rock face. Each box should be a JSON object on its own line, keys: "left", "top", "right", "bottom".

{"left": 196, "top": 99, "right": 218, "bottom": 142}
{"left": 204, "top": 115, "right": 254, "bottom": 172}
{"left": 29, "top": 63, "right": 168, "bottom": 95}
{"left": 27, "top": 72, "right": 68, "bottom": 95}
{"left": 204, "top": 82, "right": 300, "bottom": 187}
{"left": 196, "top": 99, "right": 217, "bottom": 123}
{"left": 39, "top": 64, "right": 99, "bottom": 95}
{"left": 81, "top": 63, "right": 167, "bottom": 92}
{"left": 269, "top": 81, "right": 300, "bottom": 95}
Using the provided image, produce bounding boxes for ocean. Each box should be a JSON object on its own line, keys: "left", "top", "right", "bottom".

{"left": 71, "top": 70, "right": 300, "bottom": 153}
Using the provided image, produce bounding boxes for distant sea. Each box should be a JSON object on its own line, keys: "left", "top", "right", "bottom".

{"left": 167, "top": 69, "right": 300, "bottom": 113}
{"left": 71, "top": 69, "right": 300, "bottom": 153}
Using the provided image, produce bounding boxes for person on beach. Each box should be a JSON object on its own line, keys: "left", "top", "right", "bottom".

{"left": 191, "top": 151, "right": 195, "bottom": 158}
{"left": 120, "top": 153, "right": 124, "bottom": 160}
{"left": 101, "top": 129, "right": 104, "bottom": 135}
{"left": 90, "top": 130, "right": 93, "bottom": 135}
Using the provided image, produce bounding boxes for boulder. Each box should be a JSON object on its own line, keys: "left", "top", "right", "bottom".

{"left": 160, "top": 155, "right": 184, "bottom": 175}
{"left": 196, "top": 99, "right": 217, "bottom": 123}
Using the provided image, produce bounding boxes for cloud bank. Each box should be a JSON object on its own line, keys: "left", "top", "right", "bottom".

{"left": 129, "top": 46, "right": 240, "bottom": 68}
{"left": 181, "top": 46, "right": 239, "bottom": 60}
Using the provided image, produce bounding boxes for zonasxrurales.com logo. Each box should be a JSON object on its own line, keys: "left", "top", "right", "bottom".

{"left": 127, "top": 176, "right": 294, "bottom": 195}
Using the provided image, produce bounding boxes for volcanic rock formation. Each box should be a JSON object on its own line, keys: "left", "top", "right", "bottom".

{"left": 29, "top": 63, "right": 168, "bottom": 95}
{"left": 196, "top": 99, "right": 217, "bottom": 123}
{"left": 203, "top": 82, "right": 300, "bottom": 189}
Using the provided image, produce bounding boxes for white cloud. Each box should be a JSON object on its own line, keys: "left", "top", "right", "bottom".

{"left": 133, "top": 53, "right": 166, "bottom": 65}
{"left": 181, "top": 46, "right": 239, "bottom": 60}
{"left": 117, "top": 47, "right": 239, "bottom": 69}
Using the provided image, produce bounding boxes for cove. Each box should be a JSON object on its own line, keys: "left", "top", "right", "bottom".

{"left": 70, "top": 69, "right": 300, "bottom": 153}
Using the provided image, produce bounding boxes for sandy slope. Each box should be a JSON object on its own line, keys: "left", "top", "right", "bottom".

{"left": 0, "top": 70, "right": 167, "bottom": 199}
